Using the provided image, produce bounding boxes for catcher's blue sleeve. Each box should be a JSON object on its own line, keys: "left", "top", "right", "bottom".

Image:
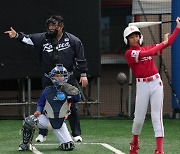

{"left": 68, "top": 94, "right": 81, "bottom": 103}
{"left": 36, "top": 89, "right": 46, "bottom": 113}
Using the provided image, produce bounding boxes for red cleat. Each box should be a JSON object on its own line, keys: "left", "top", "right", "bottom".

{"left": 154, "top": 149, "right": 164, "bottom": 154}
{"left": 129, "top": 141, "right": 140, "bottom": 154}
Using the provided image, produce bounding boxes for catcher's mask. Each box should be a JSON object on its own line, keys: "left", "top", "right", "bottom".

{"left": 45, "top": 16, "right": 64, "bottom": 38}
{"left": 45, "top": 64, "right": 71, "bottom": 87}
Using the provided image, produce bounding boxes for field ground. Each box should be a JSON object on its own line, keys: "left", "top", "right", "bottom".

{"left": 0, "top": 118, "right": 179, "bottom": 154}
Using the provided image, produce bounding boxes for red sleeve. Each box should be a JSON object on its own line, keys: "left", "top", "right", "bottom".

{"left": 139, "top": 27, "right": 180, "bottom": 58}
{"left": 162, "top": 27, "right": 180, "bottom": 49}
{"left": 139, "top": 43, "right": 165, "bottom": 58}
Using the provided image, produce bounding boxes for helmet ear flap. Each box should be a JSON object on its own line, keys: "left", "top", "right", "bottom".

{"left": 124, "top": 37, "right": 128, "bottom": 45}
{"left": 124, "top": 33, "right": 143, "bottom": 45}
{"left": 139, "top": 34, "right": 143, "bottom": 45}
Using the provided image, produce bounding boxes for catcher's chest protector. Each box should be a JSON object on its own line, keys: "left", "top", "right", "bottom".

{"left": 44, "top": 86, "right": 70, "bottom": 129}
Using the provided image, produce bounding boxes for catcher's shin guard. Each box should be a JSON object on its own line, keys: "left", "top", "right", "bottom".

{"left": 19, "top": 127, "right": 35, "bottom": 151}
{"left": 59, "top": 141, "right": 75, "bottom": 151}
{"left": 21, "top": 127, "right": 35, "bottom": 145}
{"left": 19, "top": 115, "right": 38, "bottom": 148}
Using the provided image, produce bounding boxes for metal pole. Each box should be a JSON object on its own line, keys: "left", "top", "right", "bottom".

{"left": 119, "top": 85, "right": 123, "bottom": 116}
{"left": 128, "top": 16, "right": 135, "bottom": 118}
{"left": 22, "top": 79, "right": 26, "bottom": 118}
{"left": 128, "top": 69, "right": 133, "bottom": 117}
{"left": 97, "top": 76, "right": 100, "bottom": 118}
{"left": 27, "top": 77, "right": 31, "bottom": 115}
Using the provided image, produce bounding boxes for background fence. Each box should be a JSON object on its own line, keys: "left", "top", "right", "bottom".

{"left": 0, "top": 0, "right": 179, "bottom": 119}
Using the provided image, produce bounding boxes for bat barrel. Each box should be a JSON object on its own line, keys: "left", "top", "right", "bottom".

{"left": 128, "top": 20, "right": 176, "bottom": 28}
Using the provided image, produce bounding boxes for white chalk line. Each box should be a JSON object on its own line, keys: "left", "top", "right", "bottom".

{"left": 101, "top": 143, "right": 125, "bottom": 154}
{"left": 30, "top": 144, "right": 43, "bottom": 154}
{"left": 33, "top": 142, "right": 125, "bottom": 154}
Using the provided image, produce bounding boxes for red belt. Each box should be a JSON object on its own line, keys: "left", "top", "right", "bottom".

{"left": 137, "top": 74, "right": 159, "bottom": 82}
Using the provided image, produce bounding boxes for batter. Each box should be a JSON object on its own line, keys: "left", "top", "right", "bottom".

{"left": 123, "top": 17, "right": 180, "bottom": 154}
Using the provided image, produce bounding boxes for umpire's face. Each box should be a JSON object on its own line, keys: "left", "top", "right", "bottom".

{"left": 48, "top": 23, "right": 64, "bottom": 34}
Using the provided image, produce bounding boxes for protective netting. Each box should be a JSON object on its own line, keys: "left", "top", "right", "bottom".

{"left": 0, "top": 0, "right": 178, "bottom": 118}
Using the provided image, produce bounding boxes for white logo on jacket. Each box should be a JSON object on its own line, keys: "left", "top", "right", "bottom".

{"left": 43, "top": 42, "right": 70, "bottom": 53}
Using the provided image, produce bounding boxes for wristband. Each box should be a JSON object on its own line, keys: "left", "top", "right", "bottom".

{"left": 15, "top": 33, "right": 19, "bottom": 39}
{"left": 80, "top": 73, "right": 87, "bottom": 77}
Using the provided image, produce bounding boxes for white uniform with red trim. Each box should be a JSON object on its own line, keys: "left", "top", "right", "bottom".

{"left": 125, "top": 45, "right": 164, "bottom": 137}
{"left": 125, "top": 26, "right": 180, "bottom": 137}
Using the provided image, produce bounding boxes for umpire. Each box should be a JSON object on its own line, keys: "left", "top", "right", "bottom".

{"left": 5, "top": 15, "right": 88, "bottom": 142}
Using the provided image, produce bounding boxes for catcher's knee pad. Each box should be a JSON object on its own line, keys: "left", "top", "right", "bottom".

{"left": 21, "top": 115, "right": 38, "bottom": 144}
{"left": 24, "top": 115, "right": 38, "bottom": 129}
{"left": 60, "top": 141, "right": 75, "bottom": 151}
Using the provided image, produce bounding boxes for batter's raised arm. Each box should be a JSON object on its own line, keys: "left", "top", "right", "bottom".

{"left": 4, "top": 27, "right": 17, "bottom": 38}
{"left": 139, "top": 43, "right": 166, "bottom": 58}
{"left": 139, "top": 19, "right": 180, "bottom": 58}
{"left": 162, "top": 17, "right": 180, "bottom": 49}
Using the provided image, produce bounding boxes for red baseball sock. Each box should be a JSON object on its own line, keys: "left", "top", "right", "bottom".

{"left": 156, "top": 137, "right": 163, "bottom": 152}
{"left": 132, "top": 135, "right": 139, "bottom": 143}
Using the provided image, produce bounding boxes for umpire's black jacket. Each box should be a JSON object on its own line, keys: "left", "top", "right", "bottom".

{"left": 16, "top": 31, "right": 88, "bottom": 86}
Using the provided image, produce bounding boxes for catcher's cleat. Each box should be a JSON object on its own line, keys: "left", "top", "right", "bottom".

{"left": 129, "top": 141, "right": 140, "bottom": 154}
{"left": 154, "top": 149, "right": 164, "bottom": 154}
{"left": 73, "top": 136, "right": 82, "bottom": 142}
{"left": 59, "top": 141, "right": 75, "bottom": 151}
{"left": 18, "top": 143, "right": 30, "bottom": 151}
{"left": 35, "top": 134, "right": 46, "bottom": 142}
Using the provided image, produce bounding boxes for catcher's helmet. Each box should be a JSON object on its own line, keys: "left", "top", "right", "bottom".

{"left": 123, "top": 26, "right": 143, "bottom": 45}
{"left": 46, "top": 64, "right": 70, "bottom": 86}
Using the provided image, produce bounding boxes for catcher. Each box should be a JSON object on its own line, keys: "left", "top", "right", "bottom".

{"left": 18, "top": 64, "right": 81, "bottom": 151}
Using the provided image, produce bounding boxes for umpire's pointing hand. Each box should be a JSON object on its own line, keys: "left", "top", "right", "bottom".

{"left": 4, "top": 27, "right": 17, "bottom": 38}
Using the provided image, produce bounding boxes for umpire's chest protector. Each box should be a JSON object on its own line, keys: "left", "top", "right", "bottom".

{"left": 44, "top": 86, "right": 69, "bottom": 129}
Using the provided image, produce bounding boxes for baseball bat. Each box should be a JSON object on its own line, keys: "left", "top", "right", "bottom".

{"left": 128, "top": 20, "right": 176, "bottom": 28}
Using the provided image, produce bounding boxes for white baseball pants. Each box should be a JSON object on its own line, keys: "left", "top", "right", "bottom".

{"left": 37, "top": 114, "right": 73, "bottom": 144}
{"left": 132, "top": 75, "right": 164, "bottom": 137}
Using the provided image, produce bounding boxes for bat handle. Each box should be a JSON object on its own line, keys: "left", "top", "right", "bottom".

{"left": 162, "top": 20, "right": 176, "bottom": 24}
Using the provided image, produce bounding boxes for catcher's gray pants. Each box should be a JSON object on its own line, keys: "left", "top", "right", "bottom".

{"left": 37, "top": 114, "right": 73, "bottom": 144}
{"left": 132, "top": 74, "right": 164, "bottom": 137}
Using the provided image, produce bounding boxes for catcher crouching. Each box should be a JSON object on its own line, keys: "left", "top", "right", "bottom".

{"left": 18, "top": 64, "right": 81, "bottom": 151}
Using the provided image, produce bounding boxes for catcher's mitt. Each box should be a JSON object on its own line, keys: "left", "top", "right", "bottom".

{"left": 60, "top": 83, "right": 80, "bottom": 96}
